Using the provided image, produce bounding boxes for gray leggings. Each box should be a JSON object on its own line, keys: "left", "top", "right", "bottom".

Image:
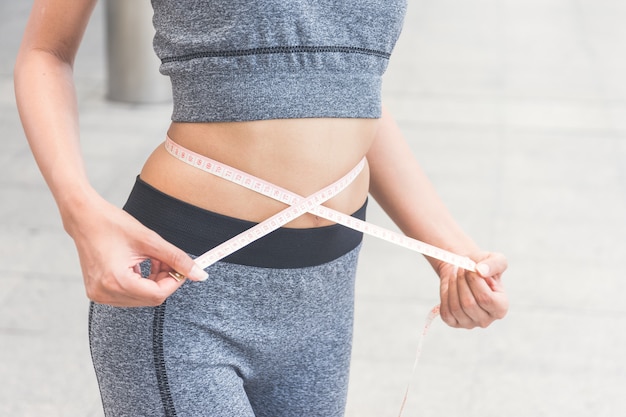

{"left": 88, "top": 179, "right": 365, "bottom": 416}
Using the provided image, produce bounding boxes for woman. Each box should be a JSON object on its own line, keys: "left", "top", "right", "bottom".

{"left": 14, "top": 0, "right": 508, "bottom": 416}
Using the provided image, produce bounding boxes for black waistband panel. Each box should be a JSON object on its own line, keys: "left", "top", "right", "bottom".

{"left": 123, "top": 177, "right": 366, "bottom": 269}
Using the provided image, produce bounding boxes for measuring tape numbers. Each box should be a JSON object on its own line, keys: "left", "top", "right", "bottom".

{"left": 165, "top": 137, "right": 366, "bottom": 269}
{"left": 164, "top": 136, "right": 476, "bottom": 272}
{"left": 164, "top": 136, "right": 476, "bottom": 416}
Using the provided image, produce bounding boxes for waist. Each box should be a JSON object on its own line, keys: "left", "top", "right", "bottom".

{"left": 140, "top": 118, "right": 376, "bottom": 228}
{"left": 124, "top": 177, "right": 367, "bottom": 268}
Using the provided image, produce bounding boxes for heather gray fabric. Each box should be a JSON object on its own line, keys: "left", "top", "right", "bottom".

{"left": 89, "top": 246, "right": 360, "bottom": 417}
{"left": 150, "top": 0, "right": 407, "bottom": 121}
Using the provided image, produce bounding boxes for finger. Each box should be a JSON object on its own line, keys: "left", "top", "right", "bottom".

{"left": 143, "top": 231, "right": 208, "bottom": 282}
{"left": 474, "top": 252, "right": 508, "bottom": 279}
{"left": 447, "top": 267, "right": 473, "bottom": 328}
{"left": 93, "top": 261, "right": 185, "bottom": 306}
{"left": 149, "top": 259, "right": 162, "bottom": 276}
{"left": 483, "top": 274, "right": 505, "bottom": 292}
{"left": 448, "top": 268, "right": 476, "bottom": 328}
{"left": 116, "top": 268, "right": 183, "bottom": 306}
{"left": 471, "top": 275, "right": 509, "bottom": 320}
{"left": 145, "top": 259, "right": 183, "bottom": 283}
{"left": 470, "top": 252, "right": 509, "bottom": 322}
{"left": 457, "top": 271, "right": 492, "bottom": 328}
{"left": 467, "top": 271, "right": 508, "bottom": 327}
{"left": 439, "top": 273, "right": 457, "bottom": 327}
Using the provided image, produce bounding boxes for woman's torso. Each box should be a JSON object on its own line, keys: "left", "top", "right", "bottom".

{"left": 139, "top": 118, "right": 378, "bottom": 228}
{"left": 142, "top": 0, "right": 406, "bottom": 226}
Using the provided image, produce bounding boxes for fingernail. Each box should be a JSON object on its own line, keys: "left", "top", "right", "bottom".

{"left": 476, "top": 263, "right": 490, "bottom": 277}
{"left": 190, "top": 265, "right": 209, "bottom": 281}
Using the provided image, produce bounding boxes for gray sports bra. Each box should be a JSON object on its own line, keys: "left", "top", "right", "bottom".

{"left": 151, "top": 0, "right": 407, "bottom": 122}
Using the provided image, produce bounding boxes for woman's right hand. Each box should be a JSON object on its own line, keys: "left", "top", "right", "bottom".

{"left": 63, "top": 193, "right": 208, "bottom": 307}
{"left": 14, "top": 0, "right": 209, "bottom": 307}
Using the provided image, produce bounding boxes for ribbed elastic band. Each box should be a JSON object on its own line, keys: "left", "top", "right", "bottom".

{"left": 123, "top": 177, "right": 366, "bottom": 269}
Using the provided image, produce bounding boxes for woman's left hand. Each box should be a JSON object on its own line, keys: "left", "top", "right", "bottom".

{"left": 437, "top": 252, "right": 509, "bottom": 329}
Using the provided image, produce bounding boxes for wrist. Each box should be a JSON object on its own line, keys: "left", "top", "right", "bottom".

{"left": 427, "top": 241, "right": 481, "bottom": 278}
{"left": 56, "top": 182, "right": 106, "bottom": 237}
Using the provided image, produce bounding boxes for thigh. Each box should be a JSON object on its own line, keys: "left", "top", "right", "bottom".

{"left": 89, "top": 302, "right": 165, "bottom": 417}
{"left": 246, "top": 341, "right": 353, "bottom": 417}
{"left": 89, "top": 300, "right": 255, "bottom": 417}
{"left": 242, "top": 246, "right": 361, "bottom": 417}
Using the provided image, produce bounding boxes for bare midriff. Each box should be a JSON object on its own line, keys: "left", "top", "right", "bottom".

{"left": 139, "top": 118, "right": 378, "bottom": 228}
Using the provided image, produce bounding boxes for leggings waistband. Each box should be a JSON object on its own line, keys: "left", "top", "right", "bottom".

{"left": 123, "top": 177, "right": 366, "bottom": 268}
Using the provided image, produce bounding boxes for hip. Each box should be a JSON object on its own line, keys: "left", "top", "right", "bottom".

{"left": 123, "top": 176, "right": 367, "bottom": 268}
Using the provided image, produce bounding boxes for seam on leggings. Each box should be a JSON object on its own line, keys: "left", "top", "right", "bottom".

{"left": 153, "top": 302, "right": 178, "bottom": 417}
{"left": 88, "top": 302, "right": 110, "bottom": 417}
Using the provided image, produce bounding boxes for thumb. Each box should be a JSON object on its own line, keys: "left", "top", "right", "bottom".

{"left": 169, "top": 251, "right": 208, "bottom": 282}
{"left": 146, "top": 233, "right": 209, "bottom": 282}
{"left": 474, "top": 252, "right": 508, "bottom": 279}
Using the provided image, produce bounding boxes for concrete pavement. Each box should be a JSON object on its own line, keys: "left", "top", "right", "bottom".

{"left": 1, "top": 1, "right": 625, "bottom": 416}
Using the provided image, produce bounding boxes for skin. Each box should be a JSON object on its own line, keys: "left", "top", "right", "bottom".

{"left": 14, "top": 0, "right": 508, "bottom": 327}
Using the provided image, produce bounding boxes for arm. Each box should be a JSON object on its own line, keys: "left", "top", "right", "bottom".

{"left": 367, "top": 107, "right": 508, "bottom": 328}
{"left": 14, "top": 0, "right": 207, "bottom": 307}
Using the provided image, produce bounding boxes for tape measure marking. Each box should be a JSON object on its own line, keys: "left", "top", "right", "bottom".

{"left": 163, "top": 136, "right": 469, "bottom": 416}
{"left": 165, "top": 137, "right": 476, "bottom": 272}
{"left": 177, "top": 142, "right": 367, "bottom": 269}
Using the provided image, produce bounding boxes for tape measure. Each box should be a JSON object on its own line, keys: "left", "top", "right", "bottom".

{"left": 165, "top": 136, "right": 475, "bottom": 416}
{"left": 165, "top": 136, "right": 476, "bottom": 272}
{"left": 166, "top": 137, "right": 367, "bottom": 269}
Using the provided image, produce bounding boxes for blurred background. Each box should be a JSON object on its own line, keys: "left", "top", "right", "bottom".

{"left": 1, "top": 1, "right": 625, "bottom": 416}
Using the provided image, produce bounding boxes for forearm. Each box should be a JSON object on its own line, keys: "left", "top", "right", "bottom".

{"left": 14, "top": 0, "right": 101, "bottom": 234}
{"left": 15, "top": 49, "right": 100, "bottom": 233}
{"left": 367, "top": 108, "right": 480, "bottom": 270}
